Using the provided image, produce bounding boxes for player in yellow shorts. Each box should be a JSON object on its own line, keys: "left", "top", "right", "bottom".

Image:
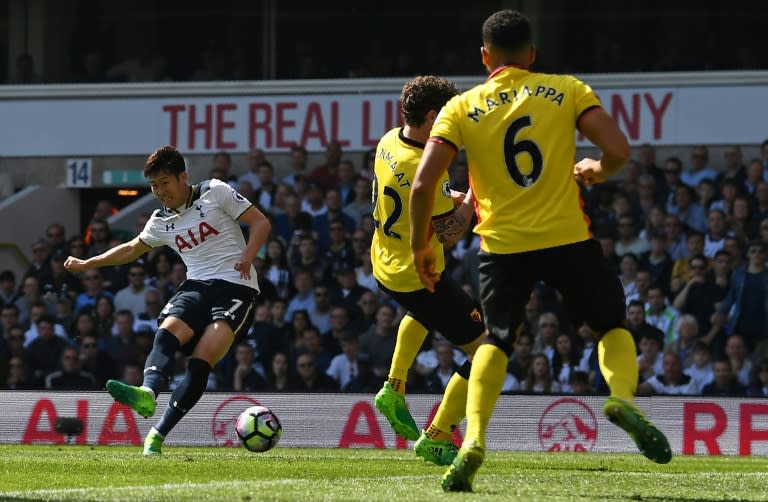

{"left": 409, "top": 10, "right": 671, "bottom": 492}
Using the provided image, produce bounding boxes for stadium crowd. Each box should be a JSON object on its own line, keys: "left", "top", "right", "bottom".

{"left": 2, "top": 140, "right": 768, "bottom": 398}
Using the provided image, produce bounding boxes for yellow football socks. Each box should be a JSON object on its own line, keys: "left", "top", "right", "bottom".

{"left": 427, "top": 373, "right": 469, "bottom": 441}
{"left": 464, "top": 344, "right": 508, "bottom": 448}
{"left": 387, "top": 315, "right": 429, "bottom": 395}
{"left": 598, "top": 327, "right": 638, "bottom": 401}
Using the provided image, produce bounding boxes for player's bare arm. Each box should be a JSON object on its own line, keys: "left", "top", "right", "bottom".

{"left": 64, "top": 236, "right": 151, "bottom": 273}
{"left": 432, "top": 188, "right": 474, "bottom": 248}
{"left": 573, "top": 107, "right": 630, "bottom": 186}
{"left": 410, "top": 139, "right": 456, "bottom": 291}
{"left": 234, "top": 205, "right": 272, "bottom": 279}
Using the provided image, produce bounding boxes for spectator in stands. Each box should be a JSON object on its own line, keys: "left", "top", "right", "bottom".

{"left": 754, "top": 185, "right": 768, "bottom": 223}
{"left": 723, "top": 235, "right": 745, "bottom": 271}
{"left": 507, "top": 331, "right": 534, "bottom": 382}
{"left": 703, "top": 208, "right": 728, "bottom": 258}
{"left": 639, "top": 204, "right": 665, "bottom": 241}
{"left": 105, "top": 310, "right": 143, "bottom": 368}
{"left": 729, "top": 195, "right": 759, "bottom": 243}
{"left": 0, "top": 271, "right": 19, "bottom": 308}
{"left": 522, "top": 353, "right": 560, "bottom": 394}
{"left": 710, "top": 178, "right": 740, "bottom": 216}
{"left": 670, "top": 234, "right": 710, "bottom": 295}
{"left": 683, "top": 341, "right": 714, "bottom": 389}
{"left": 25, "top": 239, "right": 53, "bottom": 284}
{"left": 253, "top": 161, "right": 278, "bottom": 212}
{"left": 615, "top": 216, "right": 649, "bottom": 257}
{"left": 636, "top": 329, "right": 664, "bottom": 382}
{"left": 422, "top": 340, "right": 461, "bottom": 393}
{"left": 78, "top": 333, "right": 116, "bottom": 387}
{"left": 724, "top": 334, "right": 752, "bottom": 387}
{"left": 552, "top": 332, "right": 583, "bottom": 394}
{"left": 326, "top": 333, "right": 363, "bottom": 391}
{"left": 147, "top": 250, "right": 176, "bottom": 301}
{"left": 330, "top": 266, "right": 368, "bottom": 321}
{"left": 264, "top": 352, "right": 294, "bottom": 392}
{"left": 66, "top": 235, "right": 87, "bottom": 259}
{"left": 670, "top": 185, "right": 707, "bottom": 233}
{"left": 663, "top": 213, "right": 687, "bottom": 261}
{"left": 618, "top": 253, "right": 640, "bottom": 300}
{"left": 280, "top": 146, "right": 309, "bottom": 186}
{"left": 641, "top": 233, "right": 674, "bottom": 295}
{"left": 645, "top": 285, "right": 679, "bottom": 347}
{"left": 716, "top": 145, "right": 747, "bottom": 191}
{"left": 284, "top": 269, "right": 316, "bottom": 323}
{"left": 712, "top": 240, "right": 768, "bottom": 351}
{"left": 290, "top": 235, "right": 327, "bottom": 285}
{"left": 335, "top": 160, "right": 358, "bottom": 206}
{"left": 301, "top": 183, "right": 327, "bottom": 217}
{"left": 308, "top": 286, "right": 332, "bottom": 334}
{"left": 627, "top": 299, "right": 665, "bottom": 349}
{"left": 743, "top": 158, "right": 763, "bottom": 196}
{"left": 746, "top": 359, "right": 768, "bottom": 398}
{"left": 569, "top": 370, "right": 593, "bottom": 395}
{"left": 45, "top": 223, "right": 67, "bottom": 254}
{"left": 313, "top": 188, "right": 357, "bottom": 251}
{"left": 661, "top": 157, "right": 684, "bottom": 213}
{"left": 26, "top": 315, "right": 69, "bottom": 384}
{"left": 45, "top": 250, "right": 82, "bottom": 301}
{"left": 635, "top": 176, "right": 662, "bottom": 219}
{"left": 343, "top": 177, "right": 374, "bottom": 226}
{"left": 23, "top": 301, "right": 68, "bottom": 346}
{"left": 673, "top": 251, "right": 729, "bottom": 345}
{"left": 114, "top": 263, "right": 154, "bottom": 318}
{"left": 211, "top": 151, "right": 238, "bottom": 188}
{"left": 637, "top": 351, "right": 699, "bottom": 396}
{"left": 695, "top": 178, "right": 718, "bottom": 213}
{"left": 669, "top": 314, "right": 699, "bottom": 367}
{"left": 262, "top": 239, "right": 292, "bottom": 301}
{"left": 133, "top": 289, "right": 162, "bottom": 333}
{"left": 290, "top": 351, "right": 337, "bottom": 392}
{"left": 358, "top": 303, "right": 397, "bottom": 379}
{"left": 323, "top": 219, "right": 355, "bottom": 276}
{"left": 121, "top": 363, "right": 143, "bottom": 387}
{"left": 86, "top": 215, "right": 114, "bottom": 254}
{"left": 354, "top": 290, "right": 380, "bottom": 333}
{"left": 681, "top": 145, "right": 717, "bottom": 188}
{"left": 74, "top": 269, "right": 113, "bottom": 315}
{"left": 355, "top": 248, "right": 377, "bottom": 294}
{"left": 533, "top": 312, "right": 559, "bottom": 363}
{"left": 701, "top": 356, "right": 747, "bottom": 397}
{"left": 299, "top": 326, "right": 333, "bottom": 373}
{"left": 230, "top": 342, "right": 267, "bottom": 392}
{"left": 625, "top": 268, "right": 653, "bottom": 306}
{"left": 16, "top": 275, "right": 54, "bottom": 326}
{"left": 93, "top": 295, "right": 116, "bottom": 339}
{"left": 238, "top": 148, "right": 266, "bottom": 190}
{"left": 3, "top": 355, "right": 33, "bottom": 389}
{"left": 310, "top": 140, "right": 343, "bottom": 190}
{"left": 414, "top": 333, "right": 467, "bottom": 378}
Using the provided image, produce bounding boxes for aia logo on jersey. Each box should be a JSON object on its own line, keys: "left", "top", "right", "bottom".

{"left": 470, "top": 308, "right": 482, "bottom": 323}
{"left": 538, "top": 398, "right": 597, "bottom": 452}
{"left": 174, "top": 222, "right": 220, "bottom": 253}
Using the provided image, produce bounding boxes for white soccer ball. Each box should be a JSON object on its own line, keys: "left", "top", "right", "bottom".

{"left": 235, "top": 405, "right": 282, "bottom": 452}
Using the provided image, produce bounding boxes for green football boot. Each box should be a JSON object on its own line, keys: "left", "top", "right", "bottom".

{"left": 603, "top": 396, "right": 672, "bottom": 464}
{"left": 374, "top": 382, "right": 419, "bottom": 441}
{"left": 414, "top": 431, "right": 458, "bottom": 466}
{"left": 143, "top": 428, "right": 164, "bottom": 456}
{"left": 441, "top": 440, "right": 485, "bottom": 492}
{"left": 106, "top": 380, "right": 156, "bottom": 418}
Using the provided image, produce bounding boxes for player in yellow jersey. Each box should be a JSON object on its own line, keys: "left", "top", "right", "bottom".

{"left": 371, "top": 76, "right": 487, "bottom": 466}
{"left": 409, "top": 10, "right": 671, "bottom": 492}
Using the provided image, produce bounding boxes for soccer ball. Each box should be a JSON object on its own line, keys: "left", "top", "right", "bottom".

{"left": 235, "top": 405, "right": 282, "bottom": 452}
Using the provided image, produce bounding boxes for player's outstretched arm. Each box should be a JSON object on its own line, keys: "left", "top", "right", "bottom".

{"left": 432, "top": 187, "right": 474, "bottom": 248}
{"left": 410, "top": 139, "right": 456, "bottom": 291}
{"left": 235, "top": 206, "right": 272, "bottom": 280}
{"left": 64, "top": 236, "right": 151, "bottom": 273}
{"left": 574, "top": 107, "right": 630, "bottom": 186}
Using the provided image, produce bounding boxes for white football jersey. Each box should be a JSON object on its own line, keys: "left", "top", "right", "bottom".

{"left": 139, "top": 178, "right": 260, "bottom": 291}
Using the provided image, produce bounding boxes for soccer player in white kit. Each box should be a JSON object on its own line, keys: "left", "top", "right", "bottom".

{"left": 65, "top": 145, "right": 271, "bottom": 455}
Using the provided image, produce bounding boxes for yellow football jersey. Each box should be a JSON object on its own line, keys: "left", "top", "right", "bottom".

{"left": 371, "top": 128, "right": 454, "bottom": 292}
{"left": 430, "top": 65, "right": 600, "bottom": 254}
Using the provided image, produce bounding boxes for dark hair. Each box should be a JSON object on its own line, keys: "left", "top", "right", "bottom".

{"left": 144, "top": 145, "right": 186, "bottom": 178}
{"left": 627, "top": 299, "right": 645, "bottom": 311}
{"left": 400, "top": 75, "right": 459, "bottom": 127}
{"left": 482, "top": 10, "right": 531, "bottom": 51}
{"left": 0, "top": 269, "right": 15, "bottom": 282}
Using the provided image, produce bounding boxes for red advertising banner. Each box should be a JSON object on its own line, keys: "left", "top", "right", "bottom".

{"left": 4, "top": 392, "right": 767, "bottom": 456}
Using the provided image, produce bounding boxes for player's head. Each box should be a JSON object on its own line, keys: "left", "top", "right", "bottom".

{"left": 400, "top": 75, "right": 459, "bottom": 128}
{"left": 144, "top": 145, "right": 189, "bottom": 207}
{"left": 144, "top": 145, "right": 186, "bottom": 179}
{"left": 481, "top": 10, "right": 535, "bottom": 70}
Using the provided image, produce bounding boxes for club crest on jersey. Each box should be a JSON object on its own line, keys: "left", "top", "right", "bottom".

{"left": 174, "top": 222, "right": 220, "bottom": 253}
{"left": 442, "top": 181, "right": 451, "bottom": 198}
{"left": 470, "top": 308, "right": 482, "bottom": 323}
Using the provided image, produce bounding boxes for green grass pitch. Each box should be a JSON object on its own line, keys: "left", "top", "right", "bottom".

{"left": 0, "top": 445, "right": 766, "bottom": 501}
